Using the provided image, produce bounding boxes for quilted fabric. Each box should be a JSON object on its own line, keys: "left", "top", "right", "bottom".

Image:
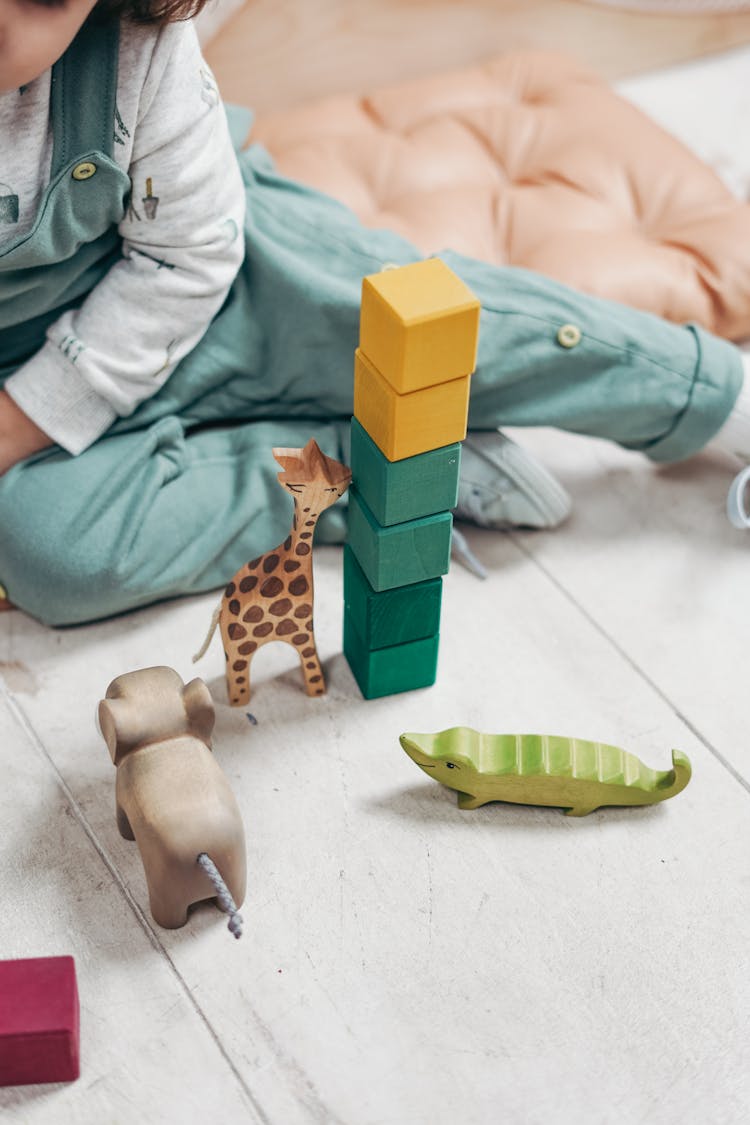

{"left": 251, "top": 51, "right": 750, "bottom": 339}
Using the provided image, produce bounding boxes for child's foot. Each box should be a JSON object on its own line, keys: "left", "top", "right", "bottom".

{"left": 727, "top": 465, "right": 750, "bottom": 529}
{"left": 455, "top": 430, "right": 572, "bottom": 530}
{"left": 708, "top": 353, "right": 750, "bottom": 527}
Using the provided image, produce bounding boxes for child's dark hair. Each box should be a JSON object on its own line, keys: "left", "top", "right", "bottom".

{"left": 96, "top": 0, "right": 212, "bottom": 23}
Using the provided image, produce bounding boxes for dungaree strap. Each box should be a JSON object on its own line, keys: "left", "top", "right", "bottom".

{"left": 49, "top": 19, "right": 120, "bottom": 178}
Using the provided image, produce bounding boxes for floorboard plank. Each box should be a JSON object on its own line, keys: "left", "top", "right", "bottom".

{"left": 496, "top": 427, "right": 750, "bottom": 791}
{"left": 0, "top": 689, "right": 264, "bottom": 1124}
{"left": 2, "top": 541, "right": 748, "bottom": 1124}
{"left": 206, "top": 0, "right": 750, "bottom": 112}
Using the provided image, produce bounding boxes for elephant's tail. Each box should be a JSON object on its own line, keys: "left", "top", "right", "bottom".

{"left": 657, "top": 749, "right": 692, "bottom": 801}
{"left": 197, "top": 853, "right": 243, "bottom": 939}
{"left": 192, "top": 600, "right": 221, "bottom": 664}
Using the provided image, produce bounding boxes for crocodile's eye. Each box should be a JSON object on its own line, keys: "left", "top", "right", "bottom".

{"left": 445, "top": 762, "right": 456, "bottom": 770}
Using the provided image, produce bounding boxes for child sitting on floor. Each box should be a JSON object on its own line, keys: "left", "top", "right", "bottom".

{"left": 0, "top": 0, "right": 748, "bottom": 626}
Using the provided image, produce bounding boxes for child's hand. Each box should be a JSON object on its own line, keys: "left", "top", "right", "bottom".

{"left": 0, "top": 391, "right": 53, "bottom": 475}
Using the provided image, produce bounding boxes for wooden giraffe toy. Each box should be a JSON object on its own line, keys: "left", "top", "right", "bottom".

{"left": 194, "top": 439, "right": 351, "bottom": 705}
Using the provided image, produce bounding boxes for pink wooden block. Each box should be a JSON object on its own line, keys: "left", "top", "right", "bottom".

{"left": 0, "top": 956, "right": 80, "bottom": 1086}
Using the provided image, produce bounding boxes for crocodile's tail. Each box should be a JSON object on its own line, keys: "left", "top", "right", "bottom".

{"left": 192, "top": 601, "right": 221, "bottom": 664}
{"left": 656, "top": 749, "right": 692, "bottom": 801}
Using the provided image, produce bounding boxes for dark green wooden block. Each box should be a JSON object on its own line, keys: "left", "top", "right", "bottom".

{"left": 343, "top": 546, "right": 442, "bottom": 650}
{"left": 347, "top": 487, "right": 453, "bottom": 592}
{"left": 344, "top": 615, "right": 440, "bottom": 699}
{"left": 350, "top": 417, "right": 461, "bottom": 526}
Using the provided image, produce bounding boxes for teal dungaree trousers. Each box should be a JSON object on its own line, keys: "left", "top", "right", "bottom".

{"left": 0, "top": 21, "right": 742, "bottom": 626}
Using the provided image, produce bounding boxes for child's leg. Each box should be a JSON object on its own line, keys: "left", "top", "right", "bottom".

{"left": 0, "top": 415, "right": 349, "bottom": 626}
{"left": 112, "top": 148, "right": 742, "bottom": 463}
{"left": 438, "top": 252, "right": 743, "bottom": 464}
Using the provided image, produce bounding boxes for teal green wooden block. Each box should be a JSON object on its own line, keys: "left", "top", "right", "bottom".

{"left": 343, "top": 546, "right": 442, "bottom": 650}
{"left": 350, "top": 417, "right": 461, "bottom": 526}
{"left": 344, "top": 615, "right": 440, "bottom": 699}
{"left": 347, "top": 488, "right": 453, "bottom": 592}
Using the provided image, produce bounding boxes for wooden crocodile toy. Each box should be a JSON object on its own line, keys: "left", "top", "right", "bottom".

{"left": 399, "top": 728, "right": 691, "bottom": 815}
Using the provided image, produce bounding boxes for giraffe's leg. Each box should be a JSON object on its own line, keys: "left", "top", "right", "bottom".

{"left": 225, "top": 646, "right": 254, "bottom": 707}
{"left": 219, "top": 611, "right": 257, "bottom": 707}
{"left": 297, "top": 634, "right": 326, "bottom": 697}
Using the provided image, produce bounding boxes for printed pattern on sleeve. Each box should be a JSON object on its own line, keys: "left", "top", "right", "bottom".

{"left": 4, "top": 20, "right": 247, "bottom": 454}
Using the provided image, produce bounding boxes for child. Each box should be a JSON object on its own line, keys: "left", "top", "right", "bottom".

{"left": 0, "top": 0, "right": 747, "bottom": 626}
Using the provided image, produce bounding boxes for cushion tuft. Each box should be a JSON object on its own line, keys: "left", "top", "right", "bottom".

{"left": 252, "top": 50, "right": 750, "bottom": 339}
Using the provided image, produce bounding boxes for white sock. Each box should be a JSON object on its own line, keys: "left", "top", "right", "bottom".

{"left": 709, "top": 352, "right": 750, "bottom": 461}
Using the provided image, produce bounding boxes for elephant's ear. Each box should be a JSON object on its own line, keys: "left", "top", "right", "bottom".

{"left": 183, "top": 677, "right": 215, "bottom": 749}
{"left": 98, "top": 697, "right": 130, "bottom": 765}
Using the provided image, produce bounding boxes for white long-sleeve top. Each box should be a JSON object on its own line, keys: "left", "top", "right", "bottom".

{"left": 0, "top": 19, "right": 246, "bottom": 455}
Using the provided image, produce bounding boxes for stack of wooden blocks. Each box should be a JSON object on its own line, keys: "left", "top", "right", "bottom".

{"left": 343, "top": 258, "right": 481, "bottom": 699}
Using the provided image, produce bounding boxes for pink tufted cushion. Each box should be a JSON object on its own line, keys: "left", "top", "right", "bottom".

{"left": 252, "top": 51, "right": 750, "bottom": 339}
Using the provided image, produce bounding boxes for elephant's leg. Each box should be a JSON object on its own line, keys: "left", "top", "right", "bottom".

{"left": 147, "top": 882, "right": 192, "bottom": 929}
{"left": 116, "top": 802, "right": 135, "bottom": 840}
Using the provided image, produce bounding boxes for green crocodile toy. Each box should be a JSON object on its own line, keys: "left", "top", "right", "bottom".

{"left": 399, "top": 728, "right": 691, "bottom": 816}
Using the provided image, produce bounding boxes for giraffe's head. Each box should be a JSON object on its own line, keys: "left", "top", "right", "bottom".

{"left": 273, "top": 438, "right": 352, "bottom": 518}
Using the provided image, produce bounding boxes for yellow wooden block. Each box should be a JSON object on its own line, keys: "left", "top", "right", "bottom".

{"left": 353, "top": 348, "right": 470, "bottom": 461}
{"left": 360, "top": 259, "right": 480, "bottom": 395}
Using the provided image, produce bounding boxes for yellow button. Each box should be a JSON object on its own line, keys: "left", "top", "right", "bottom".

{"left": 557, "top": 323, "right": 582, "bottom": 348}
{"left": 72, "top": 162, "right": 97, "bottom": 182}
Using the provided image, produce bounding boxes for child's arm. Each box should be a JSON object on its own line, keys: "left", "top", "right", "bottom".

{"left": 3, "top": 22, "right": 246, "bottom": 460}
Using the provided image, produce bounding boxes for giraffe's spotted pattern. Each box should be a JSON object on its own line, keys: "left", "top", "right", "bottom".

{"left": 260, "top": 576, "right": 284, "bottom": 598}
{"left": 216, "top": 439, "right": 351, "bottom": 706}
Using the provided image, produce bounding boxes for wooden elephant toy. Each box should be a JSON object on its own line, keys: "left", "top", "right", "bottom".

{"left": 98, "top": 667, "right": 246, "bottom": 935}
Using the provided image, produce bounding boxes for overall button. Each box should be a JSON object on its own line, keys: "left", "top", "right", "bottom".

{"left": 72, "top": 162, "right": 97, "bottom": 181}
{"left": 557, "top": 323, "right": 582, "bottom": 348}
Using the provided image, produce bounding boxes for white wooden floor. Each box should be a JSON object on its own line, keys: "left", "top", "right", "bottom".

{"left": 2, "top": 48, "right": 750, "bottom": 1125}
